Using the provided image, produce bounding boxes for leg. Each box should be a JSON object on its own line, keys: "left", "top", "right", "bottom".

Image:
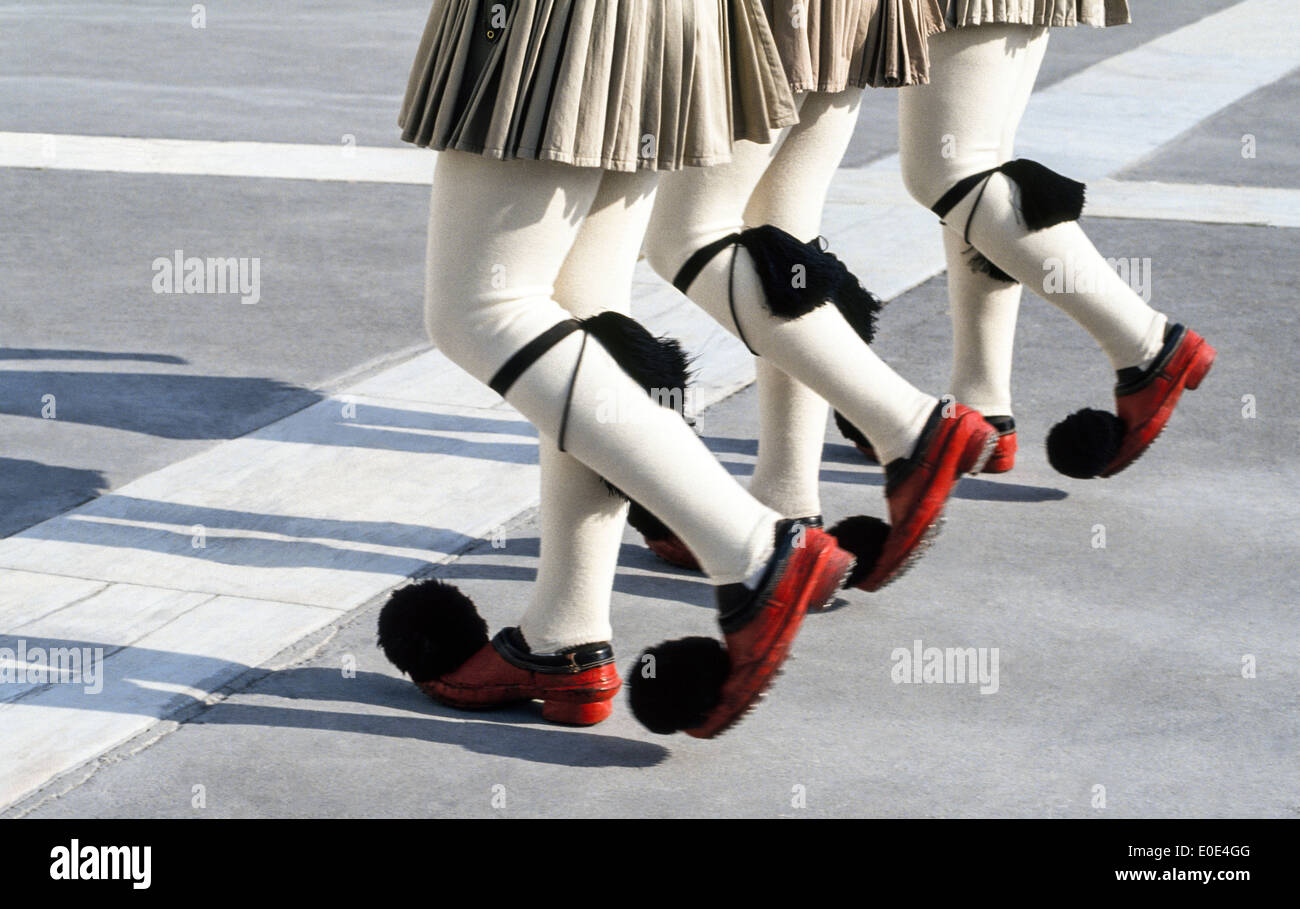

{"left": 423, "top": 152, "right": 777, "bottom": 585}
{"left": 745, "top": 90, "right": 865, "bottom": 520}
{"left": 902, "top": 25, "right": 1215, "bottom": 479}
{"left": 646, "top": 96, "right": 996, "bottom": 592}
{"left": 386, "top": 151, "right": 858, "bottom": 735}
{"left": 645, "top": 100, "right": 938, "bottom": 469}
{"left": 520, "top": 173, "right": 656, "bottom": 653}
{"left": 945, "top": 227, "right": 1022, "bottom": 417}
{"left": 900, "top": 24, "right": 1166, "bottom": 372}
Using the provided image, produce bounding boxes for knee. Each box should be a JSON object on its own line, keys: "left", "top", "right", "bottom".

{"left": 422, "top": 281, "right": 457, "bottom": 350}
{"left": 900, "top": 149, "right": 954, "bottom": 211}
{"left": 642, "top": 231, "right": 690, "bottom": 287}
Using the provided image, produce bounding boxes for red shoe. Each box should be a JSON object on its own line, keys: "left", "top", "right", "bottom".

{"left": 628, "top": 521, "right": 854, "bottom": 738}
{"left": 858, "top": 403, "right": 996, "bottom": 592}
{"left": 422, "top": 629, "right": 621, "bottom": 726}
{"left": 982, "top": 416, "right": 1017, "bottom": 474}
{"left": 688, "top": 524, "right": 852, "bottom": 738}
{"left": 1101, "top": 324, "right": 1216, "bottom": 477}
{"left": 377, "top": 579, "right": 620, "bottom": 726}
{"left": 840, "top": 409, "right": 1014, "bottom": 475}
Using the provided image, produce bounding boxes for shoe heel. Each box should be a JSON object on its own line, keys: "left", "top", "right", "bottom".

{"left": 541, "top": 697, "right": 613, "bottom": 726}
{"left": 1185, "top": 344, "right": 1216, "bottom": 390}
{"left": 963, "top": 425, "right": 998, "bottom": 475}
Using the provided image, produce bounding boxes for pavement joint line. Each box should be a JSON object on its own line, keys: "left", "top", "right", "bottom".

{"left": 1, "top": 567, "right": 342, "bottom": 614}
{"left": 2, "top": 579, "right": 112, "bottom": 631}
{"left": 2, "top": 0, "right": 1297, "bottom": 810}
{"left": 0, "top": 592, "right": 219, "bottom": 708}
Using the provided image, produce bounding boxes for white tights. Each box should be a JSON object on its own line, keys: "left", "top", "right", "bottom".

{"left": 646, "top": 91, "right": 940, "bottom": 517}
{"left": 899, "top": 24, "right": 1168, "bottom": 416}
{"left": 425, "top": 153, "right": 781, "bottom": 651}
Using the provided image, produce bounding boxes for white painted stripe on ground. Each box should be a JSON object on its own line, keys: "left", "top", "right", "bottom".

{"left": 1086, "top": 179, "right": 1300, "bottom": 228}
{"left": 1016, "top": 0, "right": 1300, "bottom": 181}
{"left": 3, "top": 2, "right": 1296, "bottom": 189}
{"left": 3, "top": 0, "right": 1297, "bottom": 808}
{"left": 0, "top": 132, "right": 433, "bottom": 184}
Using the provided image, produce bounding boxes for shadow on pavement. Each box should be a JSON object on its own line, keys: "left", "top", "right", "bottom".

{"left": 0, "top": 349, "right": 187, "bottom": 364}
{"left": 14, "top": 494, "right": 477, "bottom": 575}
{"left": 222, "top": 667, "right": 669, "bottom": 768}
{"left": 0, "top": 370, "right": 540, "bottom": 461}
{"left": 0, "top": 458, "right": 108, "bottom": 538}
{"left": 0, "top": 370, "right": 319, "bottom": 439}
{"left": 0, "top": 634, "right": 666, "bottom": 769}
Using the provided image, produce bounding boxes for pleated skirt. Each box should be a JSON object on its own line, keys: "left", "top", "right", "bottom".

{"left": 398, "top": 0, "right": 800, "bottom": 172}
{"left": 943, "top": 0, "right": 1130, "bottom": 28}
{"left": 762, "top": 0, "right": 949, "bottom": 92}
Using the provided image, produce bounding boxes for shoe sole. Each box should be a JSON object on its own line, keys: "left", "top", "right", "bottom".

{"left": 1101, "top": 338, "right": 1216, "bottom": 478}
{"left": 861, "top": 417, "right": 996, "bottom": 592}
{"left": 419, "top": 680, "right": 620, "bottom": 726}
{"left": 686, "top": 542, "right": 855, "bottom": 739}
{"left": 646, "top": 535, "right": 701, "bottom": 571}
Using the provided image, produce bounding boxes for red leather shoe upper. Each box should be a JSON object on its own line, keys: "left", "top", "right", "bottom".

{"left": 421, "top": 633, "right": 621, "bottom": 710}
{"left": 687, "top": 526, "right": 852, "bottom": 738}
{"left": 1103, "top": 327, "right": 1215, "bottom": 477}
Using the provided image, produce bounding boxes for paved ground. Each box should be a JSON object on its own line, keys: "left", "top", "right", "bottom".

{"left": 1, "top": 0, "right": 1297, "bottom": 817}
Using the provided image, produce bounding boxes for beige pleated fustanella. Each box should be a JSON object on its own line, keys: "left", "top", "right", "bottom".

{"left": 942, "top": 0, "right": 1130, "bottom": 27}
{"left": 398, "top": 0, "right": 798, "bottom": 172}
{"left": 762, "top": 0, "right": 948, "bottom": 90}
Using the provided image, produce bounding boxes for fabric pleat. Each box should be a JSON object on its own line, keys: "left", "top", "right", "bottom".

{"left": 943, "top": 0, "right": 1130, "bottom": 28}
{"left": 762, "top": 0, "right": 947, "bottom": 91}
{"left": 398, "top": 0, "right": 799, "bottom": 171}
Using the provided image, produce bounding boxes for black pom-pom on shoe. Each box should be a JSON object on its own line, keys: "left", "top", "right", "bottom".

{"left": 827, "top": 515, "right": 889, "bottom": 588}
{"left": 377, "top": 579, "right": 489, "bottom": 682}
{"left": 627, "top": 637, "right": 730, "bottom": 735}
{"left": 1045, "top": 408, "right": 1126, "bottom": 479}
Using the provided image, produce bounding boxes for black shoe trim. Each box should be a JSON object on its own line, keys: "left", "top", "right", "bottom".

{"left": 883, "top": 403, "right": 945, "bottom": 495}
{"left": 715, "top": 519, "right": 799, "bottom": 635}
{"left": 984, "top": 415, "right": 1016, "bottom": 435}
{"left": 1115, "top": 323, "right": 1185, "bottom": 396}
{"left": 491, "top": 627, "right": 615, "bottom": 673}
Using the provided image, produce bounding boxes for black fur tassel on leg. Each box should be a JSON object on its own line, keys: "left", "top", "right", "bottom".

{"left": 735, "top": 225, "right": 882, "bottom": 345}
{"left": 580, "top": 311, "right": 694, "bottom": 402}
{"left": 1045, "top": 408, "right": 1126, "bottom": 479}
{"left": 627, "top": 637, "right": 729, "bottom": 735}
{"left": 376, "top": 579, "right": 488, "bottom": 683}
{"left": 827, "top": 515, "right": 890, "bottom": 588}
{"left": 966, "top": 249, "right": 1018, "bottom": 285}
{"left": 578, "top": 311, "right": 696, "bottom": 499}
{"left": 999, "top": 159, "right": 1086, "bottom": 232}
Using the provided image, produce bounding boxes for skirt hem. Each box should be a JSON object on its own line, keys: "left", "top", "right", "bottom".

{"left": 402, "top": 138, "right": 752, "bottom": 174}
